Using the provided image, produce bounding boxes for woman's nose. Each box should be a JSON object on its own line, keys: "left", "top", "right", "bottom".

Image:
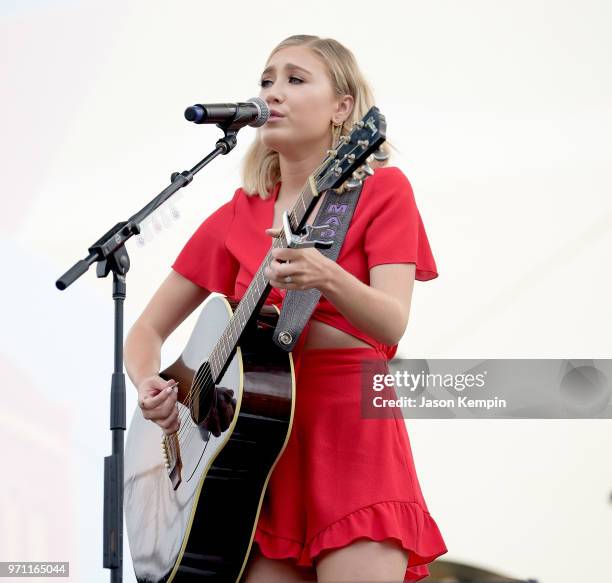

{"left": 261, "top": 84, "right": 284, "bottom": 105}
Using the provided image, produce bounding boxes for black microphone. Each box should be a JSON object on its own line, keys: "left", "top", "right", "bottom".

{"left": 184, "top": 97, "right": 269, "bottom": 128}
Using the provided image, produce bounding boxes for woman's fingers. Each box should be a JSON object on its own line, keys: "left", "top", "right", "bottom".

{"left": 157, "top": 409, "right": 175, "bottom": 429}
{"left": 158, "top": 407, "right": 181, "bottom": 434}
{"left": 141, "top": 390, "right": 177, "bottom": 420}
{"left": 136, "top": 377, "right": 182, "bottom": 434}
{"left": 141, "top": 382, "right": 177, "bottom": 409}
{"left": 161, "top": 418, "right": 180, "bottom": 435}
{"left": 158, "top": 407, "right": 179, "bottom": 428}
{"left": 218, "top": 398, "right": 232, "bottom": 430}
{"left": 207, "top": 407, "right": 221, "bottom": 437}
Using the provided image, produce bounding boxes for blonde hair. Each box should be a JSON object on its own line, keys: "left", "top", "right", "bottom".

{"left": 240, "top": 34, "right": 396, "bottom": 199}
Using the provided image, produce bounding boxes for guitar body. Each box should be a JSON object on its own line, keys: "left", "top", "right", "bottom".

{"left": 124, "top": 294, "right": 295, "bottom": 582}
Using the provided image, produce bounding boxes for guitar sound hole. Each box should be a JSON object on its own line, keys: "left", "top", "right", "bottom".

{"left": 191, "top": 381, "right": 214, "bottom": 426}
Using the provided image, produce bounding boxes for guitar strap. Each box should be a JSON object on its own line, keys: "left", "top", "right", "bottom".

{"left": 272, "top": 180, "right": 365, "bottom": 352}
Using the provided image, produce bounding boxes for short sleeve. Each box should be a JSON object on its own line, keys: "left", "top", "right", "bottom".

{"left": 171, "top": 188, "right": 241, "bottom": 295}
{"left": 363, "top": 167, "right": 438, "bottom": 281}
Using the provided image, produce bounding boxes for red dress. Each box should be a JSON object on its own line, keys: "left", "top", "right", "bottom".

{"left": 172, "top": 166, "right": 448, "bottom": 581}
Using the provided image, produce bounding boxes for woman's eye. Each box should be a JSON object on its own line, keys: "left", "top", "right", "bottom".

{"left": 259, "top": 76, "right": 303, "bottom": 88}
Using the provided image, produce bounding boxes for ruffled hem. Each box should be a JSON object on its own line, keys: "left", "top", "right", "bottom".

{"left": 253, "top": 500, "right": 448, "bottom": 582}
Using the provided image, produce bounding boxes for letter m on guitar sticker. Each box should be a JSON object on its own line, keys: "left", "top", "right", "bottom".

{"left": 326, "top": 203, "right": 348, "bottom": 214}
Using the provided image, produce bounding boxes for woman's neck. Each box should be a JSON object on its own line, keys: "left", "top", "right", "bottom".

{"left": 276, "top": 142, "right": 330, "bottom": 203}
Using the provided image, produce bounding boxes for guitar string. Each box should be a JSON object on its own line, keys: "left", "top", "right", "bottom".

{"left": 167, "top": 134, "right": 371, "bottom": 454}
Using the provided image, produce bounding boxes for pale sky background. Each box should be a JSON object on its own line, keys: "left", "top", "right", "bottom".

{"left": 1, "top": 1, "right": 611, "bottom": 581}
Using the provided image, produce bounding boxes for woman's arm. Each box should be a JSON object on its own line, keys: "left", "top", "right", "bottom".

{"left": 124, "top": 270, "right": 211, "bottom": 388}
{"left": 321, "top": 261, "right": 415, "bottom": 346}
{"left": 264, "top": 238, "right": 416, "bottom": 346}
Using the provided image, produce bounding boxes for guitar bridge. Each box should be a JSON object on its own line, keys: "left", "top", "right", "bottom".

{"left": 162, "top": 433, "right": 183, "bottom": 490}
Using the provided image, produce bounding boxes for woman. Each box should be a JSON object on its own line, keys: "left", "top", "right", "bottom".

{"left": 124, "top": 35, "right": 447, "bottom": 582}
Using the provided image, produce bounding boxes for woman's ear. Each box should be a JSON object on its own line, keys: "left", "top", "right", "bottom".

{"left": 336, "top": 94, "right": 354, "bottom": 123}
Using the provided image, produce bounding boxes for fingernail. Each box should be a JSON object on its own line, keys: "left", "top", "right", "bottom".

{"left": 166, "top": 386, "right": 173, "bottom": 393}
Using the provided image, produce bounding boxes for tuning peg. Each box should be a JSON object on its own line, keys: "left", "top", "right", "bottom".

{"left": 373, "top": 148, "right": 389, "bottom": 161}
{"left": 345, "top": 178, "right": 362, "bottom": 189}
{"left": 352, "top": 169, "right": 366, "bottom": 181}
{"left": 361, "top": 163, "right": 374, "bottom": 176}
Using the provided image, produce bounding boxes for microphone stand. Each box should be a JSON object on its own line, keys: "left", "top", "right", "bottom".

{"left": 55, "top": 124, "right": 242, "bottom": 582}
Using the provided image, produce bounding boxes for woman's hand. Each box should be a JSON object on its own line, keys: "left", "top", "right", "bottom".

{"left": 202, "top": 386, "right": 237, "bottom": 437}
{"left": 137, "top": 375, "right": 180, "bottom": 435}
{"left": 263, "top": 227, "right": 337, "bottom": 292}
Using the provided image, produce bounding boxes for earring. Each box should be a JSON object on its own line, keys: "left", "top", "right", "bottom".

{"left": 331, "top": 119, "right": 343, "bottom": 147}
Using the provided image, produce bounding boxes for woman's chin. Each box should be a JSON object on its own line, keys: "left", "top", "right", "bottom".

{"left": 260, "top": 134, "right": 292, "bottom": 154}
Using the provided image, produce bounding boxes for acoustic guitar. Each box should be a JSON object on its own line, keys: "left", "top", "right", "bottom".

{"left": 123, "top": 107, "right": 387, "bottom": 582}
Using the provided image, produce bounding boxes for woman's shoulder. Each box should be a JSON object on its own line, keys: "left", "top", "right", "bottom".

{"left": 234, "top": 185, "right": 273, "bottom": 205}
{"left": 217, "top": 186, "right": 260, "bottom": 215}
{"left": 366, "top": 165, "right": 412, "bottom": 190}
{"left": 359, "top": 165, "right": 415, "bottom": 206}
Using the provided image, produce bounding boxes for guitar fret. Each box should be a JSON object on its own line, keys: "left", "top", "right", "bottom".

{"left": 211, "top": 354, "right": 218, "bottom": 379}
{"left": 230, "top": 319, "right": 237, "bottom": 344}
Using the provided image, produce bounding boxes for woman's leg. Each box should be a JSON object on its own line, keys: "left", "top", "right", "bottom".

{"left": 240, "top": 544, "right": 318, "bottom": 583}
{"left": 315, "top": 539, "right": 409, "bottom": 582}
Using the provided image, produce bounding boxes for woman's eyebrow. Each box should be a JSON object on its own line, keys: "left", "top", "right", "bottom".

{"left": 261, "top": 63, "right": 312, "bottom": 77}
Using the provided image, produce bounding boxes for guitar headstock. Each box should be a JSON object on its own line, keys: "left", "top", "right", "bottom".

{"left": 315, "top": 106, "right": 387, "bottom": 193}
